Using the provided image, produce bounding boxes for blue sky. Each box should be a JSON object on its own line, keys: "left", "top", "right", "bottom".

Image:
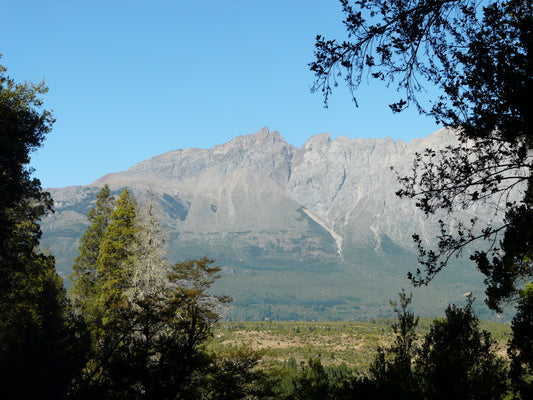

{"left": 2, "top": 0, "right": 440, "bottom": 188}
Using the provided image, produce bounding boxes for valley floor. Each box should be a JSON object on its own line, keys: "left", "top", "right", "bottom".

{"left": 210, "top": 319, "right": 511, "bottom": 373}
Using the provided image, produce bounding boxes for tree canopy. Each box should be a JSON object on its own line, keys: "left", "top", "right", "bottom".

{"left": 68, "top": 187, "right": 236, "bottom": 398}
{"left": 311, "top": 2, "right": 533, "bottom": 394}
{"left": 70, "top": 184, "right": 115, "bottom": 317}
{"left": 0, "top": 58, "right": 88, "bottom": 399}
{"left": 311, "top": 0, "right": 533, "bottom": 311}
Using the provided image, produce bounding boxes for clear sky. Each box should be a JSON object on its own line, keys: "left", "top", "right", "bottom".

{"left": 1, "top": 0, "right": 441, "bottom": 188}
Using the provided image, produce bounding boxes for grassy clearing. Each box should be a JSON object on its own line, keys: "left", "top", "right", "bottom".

{"left": 209, "top": 319, "right": 512, "bottom": 373}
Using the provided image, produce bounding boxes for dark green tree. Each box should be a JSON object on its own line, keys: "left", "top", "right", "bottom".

{"left": 415, "top": 297, "right": 507, "bottom": 399}
{"left": 311, "top": 0, "right": 533, "bottom": 311}
{"left": 96, "top": 188, "right": 138, "bottom": 322}
{"left": 94, "top": 257, "right": 232, "bottom": 399}
{"left": 69, "top": 184, "right": 115, "bottom": 317}
{"left": 508, "top": 283, "right": 533, "bottom": 399}
{"left": 268, "top": 357, "right": 338, "bottom": 400}
{"left": 201, "top": 344, "right": 266, "bottom": 400}
{"left": 157, "top": 257, "right": 232, "bottom": 397}
{"left": 70, "top": 193, "right": 235, "bottom": 399}
{"left": 0, "top": 60, "right": 88, "bottom": 399}
{"left": 77, "top": 188, "right": 138, "bottom": 395}
{"left": 369, "top": 290, "right": 421, "bottom": 398}
{"left": 287, "top": 358, "right": 334, "bottom": 400}
{"left": 0, "top": 62, "right": 54, "bottom": 314}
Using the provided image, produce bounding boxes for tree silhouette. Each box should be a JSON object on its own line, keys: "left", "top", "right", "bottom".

{"left": 311, "top": 0, "right": 533, "bottom": 311}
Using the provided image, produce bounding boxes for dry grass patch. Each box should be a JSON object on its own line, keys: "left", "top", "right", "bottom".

{"left": 209, "top": 319, "right": 511, "bottom": 372}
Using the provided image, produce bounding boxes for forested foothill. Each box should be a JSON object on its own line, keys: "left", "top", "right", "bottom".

{"left": 1, "top": 0, "right": 532, "bottom": 396}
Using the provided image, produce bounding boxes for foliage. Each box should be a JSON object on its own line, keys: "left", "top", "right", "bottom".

{"left": 0, "top": 60, "right": 88, "bottom": 399}
{"left": 264, "top": 357, "right": 353, "bottom": 400}
{"left": 74, "top": 188, "right": 138, "bottom": 397}
{"left": 96, "top": 188, "right": 138, "bottom": 323}
{"left": 312, "top": 1, "right": 532, "bottom": 395}
{"left": 369, "top": 290, "right": 421, "bottom": 398}
{"left": 311, "top": 0, "right": 531, "bottom": 129}
{"left": 358, "top": 294, "right": 507, "bottom": 399}
{"left": 0, "top": 63, "right": 54, "bottom": 249}
{"left": 415, "top": 296, "right": 508, "bottom": 399}
{"left": 311, "top": 0, "right": 533, "bottom": 312}
{"left": 0, "top": 60, "right": 54, "bottom": 309}
{"left": 211, "top": 319, "right": 397, "bottom": 374}
{"left": 203, "top": 344, "right": 267, "bottom": 399}
{"left": 508, "top": 283, "right": 533, "bottom": 398}
{"left": 69, "top": 184, "right": 115, "bottom": 317}
{"left": 68, "top": 190, "right": 243, "bottom": 398}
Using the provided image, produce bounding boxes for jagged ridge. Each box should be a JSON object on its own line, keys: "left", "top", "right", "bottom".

{"left": 41, "top": 127, "right": 498, "bottom": 321}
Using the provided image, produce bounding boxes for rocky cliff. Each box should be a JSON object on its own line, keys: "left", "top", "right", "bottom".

{"left": 41, "top": 127, "right": 498, "bottom": 320}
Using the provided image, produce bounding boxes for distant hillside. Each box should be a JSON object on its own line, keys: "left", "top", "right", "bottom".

{"left": 41, "top": 127, "right": 505, "bottom": 321}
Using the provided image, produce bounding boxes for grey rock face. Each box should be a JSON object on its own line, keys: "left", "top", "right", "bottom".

{"left": 91, "top": 127, "right": 459, "bottom": 252}
{"left": 44, "top": 127, "right": 464, "bottom": 268}
{"left": 42, "top": 127, "right": 502, "bottom": 320}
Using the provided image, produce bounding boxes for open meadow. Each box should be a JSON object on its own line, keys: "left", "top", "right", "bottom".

{"left": 210, "top": 319, "right": 512, "bottom": 374}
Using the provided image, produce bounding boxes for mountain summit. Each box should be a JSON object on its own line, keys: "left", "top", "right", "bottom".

{"left": 42, "top": 127, "right": 491, "bottom": 320}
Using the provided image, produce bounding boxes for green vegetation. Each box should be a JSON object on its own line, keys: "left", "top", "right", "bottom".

{"left": 310, "top": 0, "right": 533, "bottom": 396}
{"left": 211, "top": 320, "right": 394, "bottom": 373}
{"left": 0, "top": 58, "right": 88, "bottom": 399}
{"left": 209, "top": 295, "right": 514, "bottom": 399}
{"left": 312, "top": 0, "right": 533, "bottom": 312}
{"left": 210, "top": 314, "right": 511, "bottom": 373}
{"left": 67, "top": 185, "right": 238, "bottom": 398}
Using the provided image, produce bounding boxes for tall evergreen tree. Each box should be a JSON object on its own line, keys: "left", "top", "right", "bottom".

{"left": 73, "top": 188, "right": 139, "bottom": 397}
{"left": 70, "top": 184, "right": 115, "bottom": 317}
{"left": 70, "top": 190, "right": 241, "bottom": 398}
{"left": 96, "top": 188, "right": 138, "bottom": 322}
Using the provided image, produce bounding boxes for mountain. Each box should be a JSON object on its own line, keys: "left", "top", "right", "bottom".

{"left": 41, "top": 127, "right": 499, "bottom": 321}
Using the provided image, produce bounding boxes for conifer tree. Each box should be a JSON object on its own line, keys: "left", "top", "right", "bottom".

{"left": 370, "top": 290, "right": 420, "bottom": 398}
{"left": 74, "top": 188, "right": 138, "bottom": 396}
{"left": 70, "top": 184, "right": 115, "bottom": 317}
{"left": 96, "top": 188, "right": 138, "bottom": 329}
{"left": 70, "top": 189, "right": 240, "bottom": 398}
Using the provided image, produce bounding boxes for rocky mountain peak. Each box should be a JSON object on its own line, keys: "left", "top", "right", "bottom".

{"left": 211, "top": 127, "right": 289, "bottom": 154}
{"left": 408, "top": 127, "right": 458, "bottom": 149}
{"left": 42, "top": 126, "right": 497, "bottom": 321}
{"left": 301, "top": 132, "right": 332, "bottom": 152}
